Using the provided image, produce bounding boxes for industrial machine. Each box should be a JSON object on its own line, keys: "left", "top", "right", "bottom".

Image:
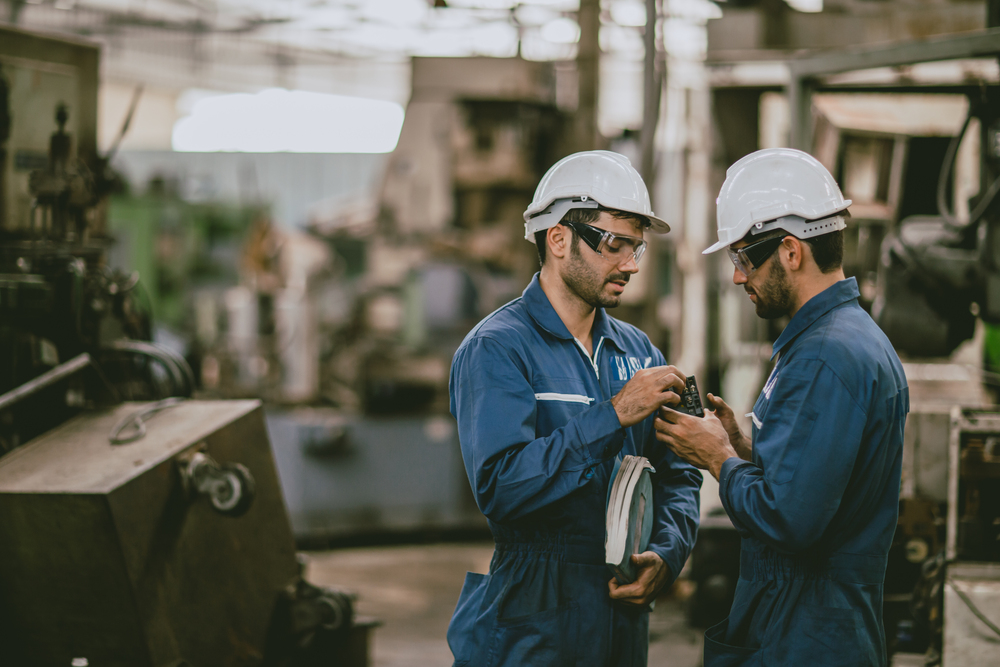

{"left": 0, "top": 25, "right": 367, "bottom": 666}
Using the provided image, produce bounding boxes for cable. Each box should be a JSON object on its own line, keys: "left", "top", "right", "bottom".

{"left": 109, "top": 397, "right": 186, "bottom": 445}
{"left": 104, "top": 340, "right": 195, "bottom": 398}
{"left": 946, "top": 577, "right": 1000, "bottom": 640}
{"left": 937, "top": 109, "right": 1000, "bottom": 230}
{"left": 937, "top": 113, "right": 971, "bottom": 229}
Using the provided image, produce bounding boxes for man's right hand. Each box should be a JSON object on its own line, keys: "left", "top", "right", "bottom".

{"left": 611, "top": 366, "right": 686, "bottom": 428}
{"left": 706, "top": 393, "right": 752, "bottom": 460}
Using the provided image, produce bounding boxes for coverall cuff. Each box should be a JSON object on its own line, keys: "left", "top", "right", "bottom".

{"left": 647, "top": 538, "right": 683, "bottom": 590}
{"left": 579, "top": 400, "right": 626, "bottom": 464}
{"left": 718, "top": 457, "right": 755, "bottom": 535}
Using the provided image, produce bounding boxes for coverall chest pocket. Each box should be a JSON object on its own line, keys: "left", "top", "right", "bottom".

{"left": 610, "top": 378, "right": 626, "bottom": 398}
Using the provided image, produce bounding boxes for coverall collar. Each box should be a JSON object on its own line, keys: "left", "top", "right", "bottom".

{"left": 771, "top": 277, "right": 861, "bottom": 361}
{"left": 522, "top": 273, "right": 627, "bottom": 353}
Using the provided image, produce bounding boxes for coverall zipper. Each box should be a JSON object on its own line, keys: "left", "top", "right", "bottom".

{"left": 575, "top": 335, "right": 605, "bottom": 380}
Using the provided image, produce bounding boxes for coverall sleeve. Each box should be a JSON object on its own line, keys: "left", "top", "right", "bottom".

{"left": 452, "top": 336, "right": 626, "bottom": 523}
{"left": 718, "top": 358, "right": 867, "bottom": 554}
{"left": 642, "top": 348, "right": 703, "bottom": 582}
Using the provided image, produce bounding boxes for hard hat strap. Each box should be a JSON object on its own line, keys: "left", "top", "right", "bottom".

{"left": 748, "top": 214, "right": 848, "bottom": 241}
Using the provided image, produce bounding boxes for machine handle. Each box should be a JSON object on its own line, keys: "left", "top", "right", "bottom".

{"left": 178, "top": 451, "right": 255, "bottom": 518}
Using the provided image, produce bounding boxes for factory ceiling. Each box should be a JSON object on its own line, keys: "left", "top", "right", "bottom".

{"left": 4, "top": 0, "right": 725, "bottom": 61}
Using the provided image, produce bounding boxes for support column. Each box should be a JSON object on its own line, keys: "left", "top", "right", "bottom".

{"left": 575, "top": 0, "right": 601, "bottom": 151}
{"left": 640, "top": 0, "right": 662, "bottom": 184}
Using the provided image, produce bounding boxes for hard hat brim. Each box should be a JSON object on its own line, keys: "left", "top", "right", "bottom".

{"left": 647, "top": 215, "right": 671, "bottom": 234}
{"left": 702, "top": 238, "right": 728, "bottom": 255}
{"left": 525, "top": 199, "right": 670, "bottom": 242}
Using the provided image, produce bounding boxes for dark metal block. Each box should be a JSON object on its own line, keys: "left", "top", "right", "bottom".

{"left": 0, "top": 400, "right": 298, "bottom": 667}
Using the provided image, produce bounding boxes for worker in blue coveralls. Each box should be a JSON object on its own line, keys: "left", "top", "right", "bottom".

{"left": 656, "top": 148, "right": 908, "bottom": 667}
{"left": 446, "top": 150, "right": 703, "bottom": 667}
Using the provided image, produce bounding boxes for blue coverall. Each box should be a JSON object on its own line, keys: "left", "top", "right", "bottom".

{"left": 447, "top": 274, "right": 702, "bottom": 667}
{"left": 705, "top": 278, "right": 908, "bottom": 667}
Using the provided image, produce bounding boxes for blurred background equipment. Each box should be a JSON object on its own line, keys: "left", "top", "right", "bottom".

{"left": 182, "top": 56, "right": 571, "bottom": 542}
{"left": 0, "top": 25, "right": 368, "bottom": 666}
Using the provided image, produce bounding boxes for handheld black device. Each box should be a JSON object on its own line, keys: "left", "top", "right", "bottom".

{"left": 675, "top": 376, "right": 704, "bottom": 417}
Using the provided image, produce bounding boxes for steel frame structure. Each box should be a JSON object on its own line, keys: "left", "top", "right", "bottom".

{"left": 787, "top": 27, "right": 1000, "bottom": 150}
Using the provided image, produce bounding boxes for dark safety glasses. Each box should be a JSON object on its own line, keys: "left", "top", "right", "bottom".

{"left": 561, "top": 221, "right": 647, "bottom": 266}
{"left": 727, "top": 234, "right": 788, "bottom": 277}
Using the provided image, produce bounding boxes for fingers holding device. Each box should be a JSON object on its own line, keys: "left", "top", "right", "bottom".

{"left": 610, "top": 365, "right": 687, "bottom": 428}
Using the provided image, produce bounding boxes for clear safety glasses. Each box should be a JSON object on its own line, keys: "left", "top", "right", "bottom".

{"left": 561, "top": 221, "right": 647, "bottom": 266}
{"left": 727, "top": 234, "right": 788, "bottom": 277}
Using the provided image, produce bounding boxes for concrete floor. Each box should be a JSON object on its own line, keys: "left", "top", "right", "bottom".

{"left": 306, "top": 542, "right": 704, "bottom": 667}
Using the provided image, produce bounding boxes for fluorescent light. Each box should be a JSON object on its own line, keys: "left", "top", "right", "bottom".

{"left": 514, "top": 4, "right": 558, "bottom": 27}
{"left": 541, "top": 17, "right": 580, "bottom": 44}
{"left": 610, "top": 0, "right": 647, "bottom": 28}
{"left": 785, "top": 0, "right": 823, "bottom": 13}
{"left": 172, "top": 89, "right": 405, "bottom": 154}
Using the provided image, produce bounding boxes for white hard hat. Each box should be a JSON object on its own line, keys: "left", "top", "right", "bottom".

{"left": 523, "top": 150, "right": 670, "bottom": 243}
{"left": 704, "top": 148, "right": 851, "bottom": 254}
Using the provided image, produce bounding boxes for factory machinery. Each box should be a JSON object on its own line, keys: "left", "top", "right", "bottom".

{"left": 0, "top": 25, "right": 368, "bottom": 667}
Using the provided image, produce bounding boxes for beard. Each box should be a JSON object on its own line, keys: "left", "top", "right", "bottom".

{"left": 563, "top": 238, "right": 628, "bottom": 309}
{"left": 748, "top": 258, "right": 794, "bottom": 319}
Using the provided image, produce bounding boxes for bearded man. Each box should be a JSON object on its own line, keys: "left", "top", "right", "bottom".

{"left": 446, "top": 151, "right": 702, "bottom": 667}
{"left": 657, "top": 148, "right": 908, "bottom": 667}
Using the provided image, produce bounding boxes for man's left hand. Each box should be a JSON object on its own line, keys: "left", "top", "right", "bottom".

{"left": 608, "top": 551, "right": 670, "bottom": 607}
{"left": 655, "top": 408, "right": 738, "bottom": 480}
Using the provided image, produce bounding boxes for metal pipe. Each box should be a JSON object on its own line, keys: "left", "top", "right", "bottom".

{"left": 0, "top": 353, "right": 92, "bottom": 412}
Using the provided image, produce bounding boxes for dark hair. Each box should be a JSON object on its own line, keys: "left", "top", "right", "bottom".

{"left": 801, "top": 228, "right": 844, "bottom": 274}
{"left": 535, "top": 206, "right": 650, "bottom": 265}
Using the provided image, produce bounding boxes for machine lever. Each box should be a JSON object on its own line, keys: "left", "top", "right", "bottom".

{"left": 178, "top": 451, "right": 255, "bottom": 518}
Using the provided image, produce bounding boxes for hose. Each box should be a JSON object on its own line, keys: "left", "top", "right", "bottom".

{"left": 104, "top": 340, "right": 195, "bottom": 398}
{"left": 937, "top": 109, "right": 1000, "bottom": 230}
{"left": 946, "top": 577, "right": 1000, "bottom": 640}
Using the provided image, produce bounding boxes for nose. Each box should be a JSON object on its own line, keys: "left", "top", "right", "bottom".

{"left": 618, "top": 253, "right": 639, "bottom": 274}
{"left": 733, "top": 266, "right": 747, "bottom": 285}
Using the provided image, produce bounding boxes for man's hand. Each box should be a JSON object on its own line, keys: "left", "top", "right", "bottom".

{"left": 706, "top": 393, "right": 752, "bottom": 461}
{"left": 655, "top": 407, "right": 738, "bottom": 480}
{"left": 608, "top": 551, "right": 670, "bottom": 607}
{"left": 611, "top": 366, "right": 686, "bottom": 428}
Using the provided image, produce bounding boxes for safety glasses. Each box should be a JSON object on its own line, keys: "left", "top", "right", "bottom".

{"left": 727, "top": 234, "right": 788, "bottom": 277}
{"left": 561, "top": 221, "right": 647, "bottom": 266}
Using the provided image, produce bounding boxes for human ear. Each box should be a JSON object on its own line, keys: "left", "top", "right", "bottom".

{"left": 547, "top": 224, "right": 569, "bottom": 260}
{"left": 782, "top": 236, "right": 803, "bottom": 271}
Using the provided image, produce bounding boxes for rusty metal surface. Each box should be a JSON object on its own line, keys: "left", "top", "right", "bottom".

{"left": 0, "top": 400, "right": 298, "bottom": 667}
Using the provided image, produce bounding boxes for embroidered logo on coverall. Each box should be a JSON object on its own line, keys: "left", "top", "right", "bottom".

{"left": 615, "top": 356, "right": 653, "bottom": 381}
